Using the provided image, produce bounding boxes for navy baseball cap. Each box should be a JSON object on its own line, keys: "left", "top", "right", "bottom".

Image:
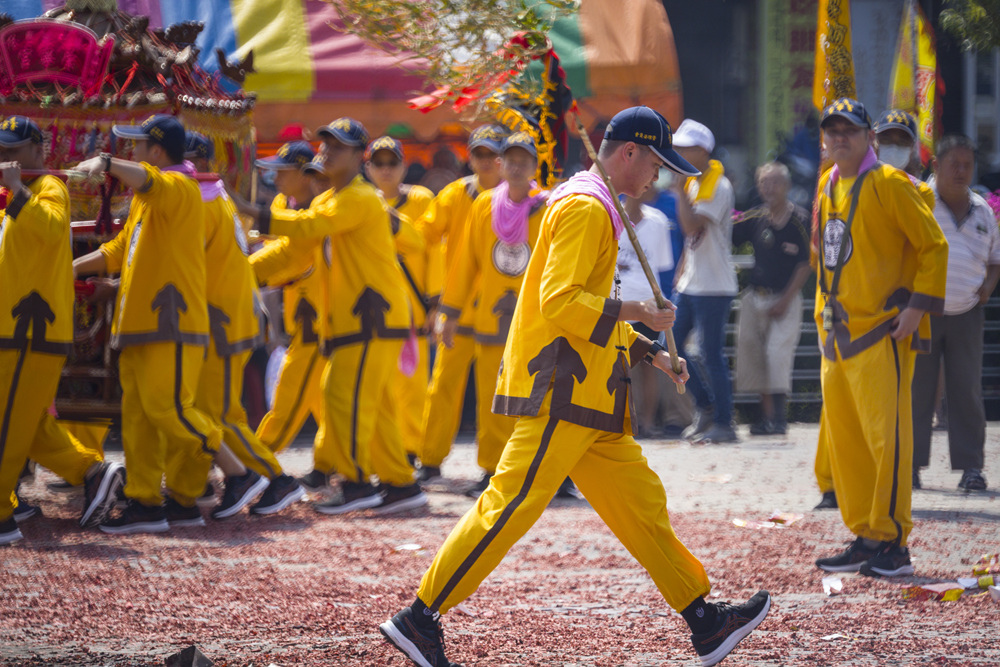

{"left": 605, "top": 106, "right": 699, "bottom": 177}
{"left": 365, "top": 136, "right": 404, "bottom": 162}
{"left": 821, "top": 98, "right": 872, "bottom": 129}
{"left": 302, "top": 154, "right": 326, "bottom": 174}
{"left": 317, "top": 117, "right": 369, "bottom": 147}
{"left": 501, "top": 131, "right": 537, "bottom": 158}
{"left": 184, "top": 132, "right": 215, "bottom": 161}
{"left": 874, "top": 109, "right": 917, "bottom": 141}
{"left": 0, "top": 116, "right": 43, "bottom": 147}
{"left": 468, "top": 125, "right": 506, "bottom": 153}
{"left": 256, "top": 141, "right": 316, "bottom": 170}
{"left": 113, "top": 114, "right": 187, "bottom": 156}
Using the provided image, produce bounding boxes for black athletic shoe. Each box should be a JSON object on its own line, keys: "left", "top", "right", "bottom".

{"left": 376, "top": 483, "right": 428, "bottom": 515}
{"left": 691, "top": 590, "right": 771, "bottom": 667}
{"left": 165, "top": 497, "right": 206, "bottom": 528}
{"left": 298, "top": 469, "right": 330, "bottom": 492}
{"left": 13, "top": 494, "right": 41, "bottom": 523}
{"left": 464, "top": 472, "right": 492, "bottom": 499}
{"left": 813, "top": 491, "right": 838, "bottom": 510}
{"left": 0, "top": 517, "right": 23, "bottom": 546}
{"left": 406, "top": 452, "right": 419, "bottom": 467}
{"left": 748, "top": 420, "right": 776, "bottom": 436}
{"left": 80, "top": 461, "right": 125, "bottom": 528}
{"left": 380, "top": 605, "right": 457, "bottom": 667}
{"left": 314, "top": 481, "right": 383, "bottom": 515}
{"left": 683, "top": 408, "right": 714, "bottom": 440}
{"left": 416, "top": 465, "right": 442, "bottom": 483}
{"left": 212, "top": 471, "right": 269, "bottom": 520}
{"left": 815, "top": 537, "right": 879, "bottom": 572}
{"left": 251, "top": 474, "right": 306, "bottom": 515}
{"left": 554, "top": 477, "right": 583, "bottom": 500}
{"left": 100, "top": 499, "right": 168, "bottom": 535}
{"left": 46, "top": 479, "right": 82, "bottom": 494}
{"left": 196, "top": 481, "right": 218, "bottom": 508}
{"left": 958, "top": 468, "right": 987, "bottom": 491}
{"left": 860, "top": 544, "right": 914, "bottom": 577}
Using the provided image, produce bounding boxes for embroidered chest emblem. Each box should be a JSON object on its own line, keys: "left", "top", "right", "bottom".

{"left": 822, "top": 218, "right": 852, "bottom": 269}
{"left": 492, "top": 240, "right": 530, "bottom": 277}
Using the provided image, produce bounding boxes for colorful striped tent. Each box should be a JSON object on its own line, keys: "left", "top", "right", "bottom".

{"left": 4, "top": 0, "right": 682, "bottom": 141}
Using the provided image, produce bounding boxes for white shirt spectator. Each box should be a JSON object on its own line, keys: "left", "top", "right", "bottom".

{"left": 675, "top": 175, "right": 738, "bottom": 296}
{"left": 933, "top": 189, "right": 1000, "bottom": 315}
{"left": 617, "top": 205, "right": 673, "bottom": 304}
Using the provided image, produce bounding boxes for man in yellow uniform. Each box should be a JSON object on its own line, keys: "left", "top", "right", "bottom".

{"left": 73, "top": 115, "right": 230, "bottom": 534}
{"left": 183, "top": 133, "right": 305, "bottom": 518}
{"left": 244, "top": 118, "right": 426, "bottom": 515}
{"left": 437, "top": 132, "right": 548, "bottom": 496}
{"left": 415, "top": 125, "right": 505, "bottom": 481}
{"left": 0, "top": 116, "right": 124, "bottom": 545}
{"left": 811, "top": 99, "right": 947, "bottom": 577}
{"left": 249, "top": 142, "right": 331, "bottom": 490}
{"left": 364, "top": 136, "right": 435, "bottom": 463}
{"left": 381, "top": 106, "right": 770, "bottom": 667}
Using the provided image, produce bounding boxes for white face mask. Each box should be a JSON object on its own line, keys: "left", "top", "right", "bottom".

{"left": 879, "top": 144, "right": 912, "bottom": 170}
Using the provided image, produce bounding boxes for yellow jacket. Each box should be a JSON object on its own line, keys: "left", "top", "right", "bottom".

{"left": 100, "top": 165, "right": 209, "bottom": 348}
{"left": 813, "top": 162, "right": 948, "bottom": 360}
{"left": 250, "top": 194, "right": 329, "bottom": 344}
{"left": 417, "top": 175, "right": 484, "bottom": 330}
{"left": 203, "top": 189, "right": 263, "bottom": 353}
{"left": 265, "top": 175, "right": 411, "bottom": 351}
{"left": 440, "top": 188, "right": 547, "bottom": 345}
{"left": 493, "top": 194, "right": 647, "bottom": 435}
{"left": 387, "top": 184, "right": 434, "bottom": 329}
{"left": 0, "top": 175, "right": 74, "bottom": 354}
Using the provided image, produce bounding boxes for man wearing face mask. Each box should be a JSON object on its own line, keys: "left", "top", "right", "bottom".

{"left": 874, "top": 110, "right": 922, "bottom": 179}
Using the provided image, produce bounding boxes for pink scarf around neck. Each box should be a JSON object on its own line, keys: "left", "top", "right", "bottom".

{"left": 164, "top": 160, "right": 226, "bottom": 202}
{"left": 491, "top": 181, "right": 548, "bottom": 244}
{"left": 549, "top": 171, "right": 625, "bottom": 240}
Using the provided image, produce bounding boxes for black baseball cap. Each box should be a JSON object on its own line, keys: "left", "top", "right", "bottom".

{"left": 874, "top": 109, "right": 917, "bottom": 141}
{"left": 821, "top": 98, "right": 872, "bottom": 129}
{"left": 303, "top": 154, "right": 326, "bottom": 174}
{"left": 113, "top": 114, "right": 187, "bottom": 156}
{"left": 468, "top": 125, "right": 507, "bottom": 153}
{"left": 365, "top": 136, "right": 404, "bottom": 162}
{"left": 184, "top": 132, "right": 215, "bottom": 161}
{"left": 605, "top": 106, "right": 699, "bottom": 177}
{"left": 501, "top": 131, "right": 537, "bottom": 158}
{"left": 0, "top": 116, "right": 43, "bottom": 147}
{"left": 256, "top": 141, "right": 316, "bottom": 170}
{"left": 317, "top": 117, "right": 369, "bottom": 147}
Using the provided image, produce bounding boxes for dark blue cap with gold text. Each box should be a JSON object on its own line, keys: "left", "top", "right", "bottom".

{"left": 0, "top": 116, "right": 43, "bottom": 147}
{"left": 605, "top": 106, "right": 699, "bottom": 176}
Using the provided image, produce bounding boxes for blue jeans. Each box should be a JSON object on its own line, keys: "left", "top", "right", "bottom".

{"left": 663, "top": 293, "right": 734, "bottom": 426}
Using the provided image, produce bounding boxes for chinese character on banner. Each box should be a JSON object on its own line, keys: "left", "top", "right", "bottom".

{"left": 888, "top": 0, "right": 940, "bottom": 165}
{"left": 813, "top": 0, "right": 856, "bottom": 110}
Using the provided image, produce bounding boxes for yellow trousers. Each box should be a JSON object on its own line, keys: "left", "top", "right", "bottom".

{"left": 421, "top": 334, "right": 475, "bottom": 466}
{"left": 473, "top": 343, "right": 516, "bottom": 474}
{"left": 814, "top": 410, "right": 834, "bottom": 494}
{"left": 256, "top": 337, "right": 325, "bottom": 454}
{"left": 417, "top": 395, "right": 711, "bottom": 614}
{"left": 0, "top": 350, "right": 102, "bottom": 521}
{"left": 819, "top": 337, "right": 914, "bottom": 545}
{"left": 119, "top": 343, "right": 222, "bottom": 507}
{"left": 396, "top": 336, "right": 430, "bottom": 456}
{"left": 321, "top": 339, "right": 413, "bottom": 485}
{"left": 60, "top": 420, "right": 111, "bottom": 456}
{"left": 193, "top": 346, "right": 284, "bottom": 479}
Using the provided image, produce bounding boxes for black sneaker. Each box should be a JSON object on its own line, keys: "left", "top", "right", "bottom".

{"left": 314, "top": 481, "right": 383, "bottom": 515}
{"left": 464, "top": 472, "right": 492, "bottom": 499}
{"left": 376, "top": 483, "right": 428, "bottom": 515}
{"left": 212, "top": 471, "right": 269, "bottom": 520}
{"left": 251, "top": 474, "right": 306, "bottom": 515}
{"left": 100, "top": 499, "right": 169, "bottom": 535}
{"left": 298, "top": 469, "right": 330, "bottom": 492}
{"left": 682, "top": 408, "right": 713, "bottom": 441}
{"left": 0, "top": 517, "right": 23, "bottom": 546}
{"left": 80, "top": 461, "right": 125, "bottom": 528}
{"left": 165, "top": 497, "right": 206, "bottom": 528}
{"left": 46, "top": 479, "right": 83, "bottom": 495}
{"left": 691, "top": 590, "right": 771, "bottom": 667}
{"left": 815, "top": 537, "right": 879, "bottom": 572}
{"left": 380, "top": 605, "right": 456, "bottom": 667}
{"left": 196, "top": 481, "right": 218, "bottom": 508}
{"left": 860, "top": 544, "right": 915, "bottom": 577}
{"left": 813, "top": 491, "right": 838, "bottom": 510}
{"left": 13, "top": 494, "right": 41, "bottom": 523}
{"left": 406, "top": 452, "right": 419, "bottom": 467}
{"left": 416, "top": 465, "right": 442, "bottom": 483}
{"left": 958, "top": 468, "right": 987, "bottom": 491}
{"left": 554, "top": 477, "right": 583, "bottom": 500}
{"left": 748, "top": 420, "right": 776, "bottom": 436}
{"left": 695, "top": 424, "right": 739, "bottom": 444}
